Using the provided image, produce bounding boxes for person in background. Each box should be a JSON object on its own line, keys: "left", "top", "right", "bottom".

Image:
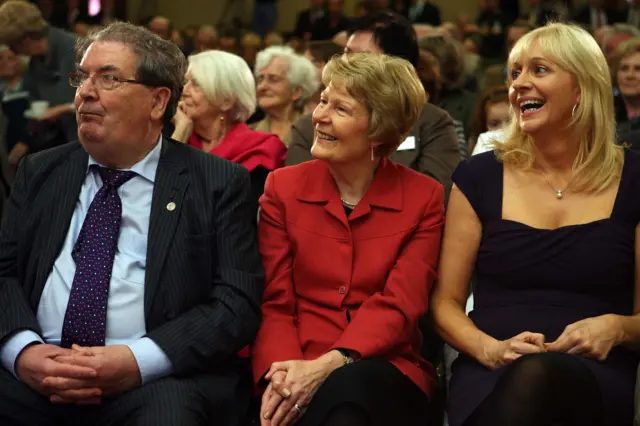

{"left": 253, "top": 46, "right": 318, "bottom": 146}
{"left": 404, "top": 0, "right": 442, "bottom": 27}
{"left": 479, "top": 20, "right": 532, "bottom": 92}
{"left": 310, "top": 0, "right": 351, "bottom": 41}
{"left": 612, "top": 38, "right": 640, "bottom": 142}
{"left": 172, "top": 50, "right": 286, "bottom": 214}
{"left": 219, "top": 28, "right": 240, "bottom": 54}
{"left": 572, "top": 0, "right": 626, "bottom": 31}
{"left": 294, "top": 0, "right": 326, "bottom": 41}
{"left": 433, "top": 23, "right": 639, "bottom": 426}
{"left": 467, "top": 86, "right": 510, "bottom": 153}
{"left": 193, "top": 25, "right": 218, "bottom": 53}
{"left": 242, "top": 32, "right": 263, "bottom": 70}
{"left": 254, "top": 52, "right": 444, "bottom": 426}
{"left": 72, "top": 22, "right": 90, "bottom": 38}
{"left": 0, "top": 45, "right": 29, "bottom": 168}
{"left": 253, "top": 0, "right": 278, "bottom": 37}
{"left": 264, "top": 31, "right": 284, "bottom": 47}
{"left": 0, "top": 21, "right": 263, "bottom": 426}
{"left": 628, "top": 0, "right": 640, "bottom": 28}
{"left": 0, "top": 0, "right": 77, "bottom": 152}
{"left": 147, "top": 16, "right": 172, "bottom": 41}
{"left": 600, "top": 24, "right": 640, "bottom": 65}
{"left": 303, "top": 40, "right": 343, "bottom": 114}
{"left": 476, "top": 0, "right": 510, "bottom": 65}
{"left": 286, "top": 10, "right": 460, "bottom": 199}
{"left": 419, "top": 32, "right": 476, "bottom": 143}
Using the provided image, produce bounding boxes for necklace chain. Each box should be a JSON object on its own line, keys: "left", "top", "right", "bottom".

{"left": 541, "top": 174, "right": 571, "bottom": 200}
{"left": 341, "top": 198, "right": 357, "bottom": 208}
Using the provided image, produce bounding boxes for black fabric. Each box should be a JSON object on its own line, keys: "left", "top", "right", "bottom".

{"left": 320, "top": 403, "right": 371, "bottom": 426}
{"left": 296, "top": 359, "right": 429, "bottom": 426}
{"left": 463, "top": 353, "right": 603, "bottom": 426}
{"left": 0, "top": 366, "right": 251, "bottom": 426}
{"left": 250, "top": 166, "right": 270, "bottom": 218}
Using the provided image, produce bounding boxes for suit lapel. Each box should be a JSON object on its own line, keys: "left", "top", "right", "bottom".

{"left": 144, "top": 140, "right": 188, "bottom": 318}
{"left": 32, "top": 146, "right": 88, "bottom": 307}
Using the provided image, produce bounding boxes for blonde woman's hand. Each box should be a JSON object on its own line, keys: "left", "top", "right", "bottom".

{"left": 481, "top": 332, "right": 546, "bottom": 370}
{"left": 545, "top": 315, "right": 623, "bottom": 361}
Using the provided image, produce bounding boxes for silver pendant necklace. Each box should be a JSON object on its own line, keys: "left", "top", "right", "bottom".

{"left": 341, "top": 198, "right": 357, "bottom": 208}
{"left": 542, "top": 175, "right": 569, "bottom": 200}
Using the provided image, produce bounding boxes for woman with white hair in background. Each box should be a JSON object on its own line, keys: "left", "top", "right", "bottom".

{"left": 253, "top": 45, "right": 319, "bottom": 146}
{"left": 432, "top": 22, "right": 640, "bottom": 426}
{"left": 172, "top": 50, "right": 286, "bottom": 214}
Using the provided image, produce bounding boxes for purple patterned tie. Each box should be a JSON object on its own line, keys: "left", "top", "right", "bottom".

{"left": 60, "top": 166, "right": 136, "bottom": 348}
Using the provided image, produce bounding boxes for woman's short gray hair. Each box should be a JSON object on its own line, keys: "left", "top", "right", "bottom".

{"left": 188, "top": 50, "right": 257, "bottom": 123}
{"left": 76, "top": 22, "right": 186, "bottom": 123}
{"left": 255, "top": 45, "right": 319, "bottom": 109}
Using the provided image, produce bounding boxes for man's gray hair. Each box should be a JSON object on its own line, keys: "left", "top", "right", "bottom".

{"left": 76, "top": 22, "right": 186, "bottom": 123}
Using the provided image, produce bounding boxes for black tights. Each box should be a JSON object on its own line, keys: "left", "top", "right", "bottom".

{"left": 464, "top": 352, "right": 603, "bottom": 426}
{"left": 320, "top": 402, "right": 371, "bottom": 426}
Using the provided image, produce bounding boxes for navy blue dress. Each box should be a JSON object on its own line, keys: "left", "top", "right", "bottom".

{"left": 448, "top": 150, "right": 640, "bottom": 426}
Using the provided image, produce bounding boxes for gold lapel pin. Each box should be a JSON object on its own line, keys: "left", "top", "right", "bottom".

{"left": 166, "top": 202, "right": 176, "bottom": 211}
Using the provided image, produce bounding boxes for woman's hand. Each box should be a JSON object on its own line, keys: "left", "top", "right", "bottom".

{"left": 260, "top": 370, "right": 289, "bottom": 426}
{"left": 481, "top": 332, "right": 546, "bottom": 370}
{"left": 262, "top": 351, "right": 345, "bottom": 426}
{"left": 546, "top": 314, "right": 623, "bottom": 361}
{"left": 170, "top": 101, "right": 193, "bottom": 143}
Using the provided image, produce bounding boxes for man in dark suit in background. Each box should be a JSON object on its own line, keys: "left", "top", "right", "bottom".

{"left": 572, "top": 0, "right": 626, "bottom": 30}
{"left": 286, "top": 10, "right": 460, "bottom": 199}
{"left": 0, "top": 22, "right": 263, "bottom": 426}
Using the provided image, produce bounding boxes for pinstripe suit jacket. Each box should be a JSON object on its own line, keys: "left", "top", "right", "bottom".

{"left": 0, "top": 138, "right": 264, "bottom": 377}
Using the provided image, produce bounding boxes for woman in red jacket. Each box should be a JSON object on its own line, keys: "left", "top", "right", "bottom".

{"left": 253, "top": 53, "right": 445, "bottom": 426}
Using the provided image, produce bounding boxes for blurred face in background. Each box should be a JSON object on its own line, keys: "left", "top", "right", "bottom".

{"left": 617, "top": 52, "right": 640, "bottom": 98}
{"left": 606, "top": 33, "right": 633, "bottom": 63}
{"left": 327, "top": 0, "right": 342, "bottom": 15}
{"left": 304, "top": 49, "right": 325, "bottom": 81}
{"left": 0, "top": 48, "right": 22, "bottom": 79}
{"left": 344, "top": 32, "right": 383, "bottom": 55}
{"left": 219, "top": 36, "right": 237, "bottom": 54}
{"left": 256, "top": 57, "right": 300, "bottom": 113}
{"left": 507, "top": 26, "right": 530, "bottom": 55}
{"left": 148, "top": 17, "right": 171, "bottom": 40}
{"left": 486, "top": 100, "right": 510, "bottom": 131}
{"left": 195, "top": 28, "right": 217, "bottom": 53}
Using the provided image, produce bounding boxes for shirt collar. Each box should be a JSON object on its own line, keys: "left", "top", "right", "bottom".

{"left": 87, "top": 135, "right": 163, "bottom": 183}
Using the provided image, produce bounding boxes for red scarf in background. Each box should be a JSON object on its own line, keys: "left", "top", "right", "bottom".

{"left": 188, "top": 122, "right": 286, "bottom": 171}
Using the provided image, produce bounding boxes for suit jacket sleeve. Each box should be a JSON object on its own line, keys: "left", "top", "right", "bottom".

{"left": 0, "top": 157, "right": 41, "bottom": 345}
{"left": 251, "top": 172, "right": 304, "bottom": 382}
{"left": 284, "top": 116, "right": 314, "bottom": 166}
{"left": 417, "top": 106, "right": 460, "bottom": 200}
{"left": 332, "top": 183, "right": 445, "bottom": 358}
{"left": 146, "top": 167, "right": 264, "bottom": 376}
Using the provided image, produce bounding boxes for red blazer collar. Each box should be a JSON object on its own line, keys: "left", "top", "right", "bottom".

{"left": 295, "top": 157, "right": 403, "bottom": 212}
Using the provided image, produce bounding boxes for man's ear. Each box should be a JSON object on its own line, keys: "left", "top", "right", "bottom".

{"left": 150, "top": 87, "right": 171, "bottom": 121}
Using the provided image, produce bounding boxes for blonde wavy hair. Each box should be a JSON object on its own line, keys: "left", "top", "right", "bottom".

{"left": 322, "top": 53, "right": 426, "bottom": 157}
{"left": 496, "top": 23, "right": 623, "bottom": 194}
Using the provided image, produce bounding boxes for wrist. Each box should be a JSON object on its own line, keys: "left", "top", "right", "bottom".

{"left": 318, "top": 350, "right": 346, "bottom": 372}
{"left": 477, "top": 334, "right": 500, "bottom": 369}
{"left": 608, "top": 314, "right": 626, "bottom": 346}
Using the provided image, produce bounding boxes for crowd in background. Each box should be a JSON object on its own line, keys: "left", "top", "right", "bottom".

{"left": 0, "top": 0, "right": 639, "bottom": 426}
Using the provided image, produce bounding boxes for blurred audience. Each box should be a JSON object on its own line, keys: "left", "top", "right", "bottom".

{"left": 253, "top": 46, "right": 319, "bottom": 146}
{"left": 467, "top": 85, "right": 510, "bottom": 153}
{"left": 241, "top": 32, "right": 263, "bottom": 70}
{"left": 0, "top": 45, "right": 29, "bottom": 166}
{"left": 600, "top": 24, "right": 640, "bottom": 64}
{"left": 219, "top": 28, "right": 240, "bottom": 54}
{"left": 172, "top": 50, "right": 285, "bottom": 214}
{"left": 264, "top": 31, "right": 284, "bottom": 47}
{"left": 253, "top": 0, "right": 278, "bottom": 37}
{"left": 310, "top": 0, "right": 351, "bottom": 41}
{"left": 402, "top": 0, "right": 442, "bottom": 27}
{"left": 476, "top": 0, "right": 510, "bottom": 63}
{"left": 612, "top": 37, "right": 640, "bottom": 142}
{"left": 194, "top": 25, "right": 218, "bottom": 54}
{"left": 303, "top": 40, "right": 343, "bottom": 114}
{"left": 573, "top": 0, "right": 626, "bottom": 31}
{"left": 0, "top": 0, "right": 77, "bottom": 153}
{"left": 147, "top": 16, "right": 173, "bottom": 41}
{"left": 294, "top": 0, "right": 325, "bottom": 41}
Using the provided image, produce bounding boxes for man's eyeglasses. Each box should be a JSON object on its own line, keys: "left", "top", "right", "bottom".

{"left": 69, "top": 71, "right": 159, "bottom": 91}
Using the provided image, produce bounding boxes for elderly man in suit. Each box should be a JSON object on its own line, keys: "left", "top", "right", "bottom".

{"left": 0, "top": 22, "right": 263, "bottom": 426}
{"left": 286, "top": 10, "right": 460, "bottom": 198}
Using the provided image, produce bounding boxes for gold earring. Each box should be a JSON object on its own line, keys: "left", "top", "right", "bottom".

{"left": 371, "top": 147, "right": 374, "bottom": 162}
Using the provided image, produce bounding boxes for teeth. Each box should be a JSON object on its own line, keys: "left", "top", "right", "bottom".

{"left": 317, "top": 131, "right": 337, "bottom": 141}
{"left": 520, "top": 99, "right": 545, "bottom": 107}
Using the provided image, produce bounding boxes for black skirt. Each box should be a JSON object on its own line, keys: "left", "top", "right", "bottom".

{"left": 297, "top": 359, "right": 429, "bottom": 426}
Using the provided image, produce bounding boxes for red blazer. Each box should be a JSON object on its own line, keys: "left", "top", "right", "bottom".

{"left": 252, "top": 157, "right": 445, "bottom": 396}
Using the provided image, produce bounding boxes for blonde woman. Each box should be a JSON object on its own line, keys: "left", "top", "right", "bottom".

{"left": 432, "top": 23, "right": 640, "bottom": 426}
